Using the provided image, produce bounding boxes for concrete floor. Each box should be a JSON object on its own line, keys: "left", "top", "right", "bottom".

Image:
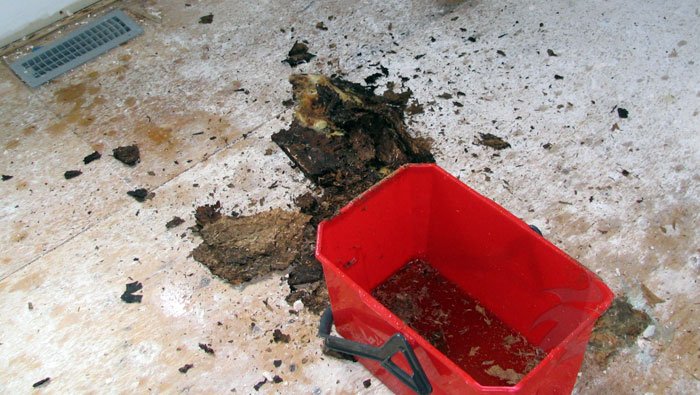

{"left": 0, "top": 0, "right": 698, "bottom": 393}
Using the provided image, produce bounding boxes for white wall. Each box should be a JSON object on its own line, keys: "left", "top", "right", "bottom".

{"left": 0, "top": 0, "right": 99, "bottom": 47}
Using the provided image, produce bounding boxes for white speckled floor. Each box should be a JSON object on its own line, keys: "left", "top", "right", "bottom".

{"left": 0, "top": 0, "right": 698, "bottom": 393}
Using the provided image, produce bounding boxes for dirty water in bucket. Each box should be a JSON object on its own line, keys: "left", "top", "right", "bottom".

{"left": 372, "top": 260, "right": 546, "bottom": 386}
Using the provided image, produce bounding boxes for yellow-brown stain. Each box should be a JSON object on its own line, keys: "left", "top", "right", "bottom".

{"left": 91, "top": 142, "right": 105, "bottom": 152}
{"left": 642, "top": 203, "right": 695, "bottom": 270}
{"left": 9, "top": 271, "right": 45, "bottom": 292}
{"left": 16, "top": 180, "right": 28, "bottom": 190}
{"left": 8, "top": 354, "right": 42, "bottom": 370}
{"left": 22, "top": 125, "right": 36, "bottom": 135}
{"left": 145, "top": 124, "right": 173, "bottom": 145}
{"left": 125, "top": 97, "right": 136, "bottom": 107}
{"left": 11, "top": 231, "right": 28, "bottom": 243}
{"left": 0, "top": 256, "right": 10, "bottom": 265}
{"left": 119, "top": 54, "right": 132, "bottom": 62}
{"left": 5, "top": 139, "right": 20, "bottom": 149}
{"left": 87, "top": 71, "right": 100, "bottom": 79}
{"left": 49, "top": 82, "right": 103, "bottom": 133}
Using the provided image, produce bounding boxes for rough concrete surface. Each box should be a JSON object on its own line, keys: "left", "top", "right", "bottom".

{"left": 0, "top": 0, "right": 697, "bottom": 393}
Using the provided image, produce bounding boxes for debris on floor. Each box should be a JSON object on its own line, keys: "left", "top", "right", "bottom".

{"left": 283, "top": 42, "right": 316, "bottom": 67}
{"left": 194, "top": 201, "right": 222, "bottom": 228}
{"left": 178, "top": 364, "right": 194, "bottom": 373}
{"left": 272, "top": 329, "right": 291, "bottom": 343}
{"left": 127, "top": 188, "right": 150, "bottom": 202}
{"left": 120, "top": 281, "right": 143, "bottom": 303}
{"left": 191, "top": 209, "right": 310, "bottom": 285}
{"left": 32, "top": 377, "right": 50, "bottom": 388}
{"left": 199, "top": 14, "right": 213, "bottom": 24}
{"left": 63, "top": 170, "right": 82, "bottom": 179}
{"left": 270, "top": 74, "right": 434, "bottom": 312}
{"left": 113, "top": 145, "right": 140, "bottom": 166}
{"left": 617, "top": 107, "right": 629, "bottom": 118}
{"left": 198, "top": 343, "right": 215, "bottom": 355}
{"left": 82, "top": 151, "right": 101, "bottom": 164}
{"left": 1, "top": 175, "right": 13, "bottom": 181}
{"left": 165, "top": 216, "right": 185, "bottom": 229}
{"left": 588, "top": 297, "right": 653, "bottom": 365}
{"left": 477, "top": 133, "right": 511, "bottom": 150}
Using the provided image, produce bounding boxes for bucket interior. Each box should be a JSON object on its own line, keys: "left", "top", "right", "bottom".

{"left": 318, "top": 165, "right": 612, "bottom": 387}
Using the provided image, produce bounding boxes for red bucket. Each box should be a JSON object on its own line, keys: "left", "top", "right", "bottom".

{"left": 316, "top": 164, "right": 613, "bottom": 394}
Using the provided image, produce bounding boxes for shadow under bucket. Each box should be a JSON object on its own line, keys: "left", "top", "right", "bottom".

{"left": 316, "top": 164, "right": 613, "bottom": 394}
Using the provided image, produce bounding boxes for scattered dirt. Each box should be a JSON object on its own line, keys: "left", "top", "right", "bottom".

{"left": 554, "top": 74, "right": 564, "bottom": 80}
{"left": 191, "top": 209, "right": 310, "bottom": 285}
{"left": 363, "top": 379, "right": 372, "bottom": 388}
{"left": 83, "top": 151, "right": 101, "bottom": 164}
{"left": 198, "top": 343, "right": 215, "bottom": 354}
{"left": 478, "top": 133, "right": 511, "bottom": 150}
{"left": 120, "top": 281, "right": 143, "bottom": 303}
{"left": 269, "top": 74, "right": 434, "bottom": 312}
{"left": 273, "top": 329, "right": 291, "bottom": 343}
{"left": 253, "top": 378, "right": 267, "bottom": 391}
{"left": 63, "top": 170, "right": 82, "bottom": 180}
{"left": 165, "top": 216, "right": 185, "bottom": 229}
{"left": 372, "top": 259, "right": 545, "bottom": 386}
{"left": 547, "top": 49, "right": 558, "bottom": 57}
{"left": 617, "top": 108, "right": 629, "bottom": 118}
{"left": 113, "top": 145, "right": 140, "bottom": 166}
{"left": 127, "top": 188, "right": 149, "bottom": 202}
{"left": 315, "top": 21, "right": 328, "bottom": 31}
{"left": 178, "top": 363, "right": 194, "bottom": 373}
{"left": 199, "top": 14, "right": 213, "bottom": 24}
{"left": 2, "top": 175, "right": 13, "bottom": 181}
{"left": 589, "top": 297, "right": 653, "bottom": 365}
{"left": 283, "top": 42, "right": 316, "bottom": 67}
{"left": 272, "top": 375, "right": 283, "bottom": 383}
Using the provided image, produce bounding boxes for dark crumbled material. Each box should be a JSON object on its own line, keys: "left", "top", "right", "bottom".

{"left": 273, "top": 329, "right": 291, "bottom": 343}
{"left": 363, "top": 379, "right": 372, "bottom": 388}
{"left": 283, "top": 42, "right": 316, "bottom": 66}
{"left": 120, "top": 281, "right": 143, "bottom": 303}
{"left": 478, "top": 133, "right": 511, "bottom": 150}
{"left": 113, "top": 145, "right": 140, "bottom": 166}
{"left": 199, "top": 14, "right": 213, "bottom": 24}
{"left": 1, "top": 175, "right": 12, "bottom": 181}
{"left": 617, "top": 108, "right": 629, "bottom": 118}
{"left": 253, "top": 378, "right": 267, "bottom": 391}
{"left": 198, "top": 343, "right": 215, "bottom": 354}
{"left": 178, "top": 364, "right": 194, "bottom": 373}
{"left": 127, "top": 188, "right": 149, "bottom": 202}
{"left": 166, "top": 216, "right": 185, "bottom": 229}
{"left": 64, "top": 170, "right": 82, "bottom": 179}
{"left": 83, "top": 151, "right": 101, "bottom": 164}
{"left": 32, "top": 378, "right": 50, "bottom": 388}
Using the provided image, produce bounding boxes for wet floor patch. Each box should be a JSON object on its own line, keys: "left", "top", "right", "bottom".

{"left": 588, "top": 297, "right": 653, "bottom": 365}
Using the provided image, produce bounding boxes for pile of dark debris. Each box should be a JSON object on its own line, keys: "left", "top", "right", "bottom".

{"left": 191, "top": 73, "right": 434, "bottom": 313}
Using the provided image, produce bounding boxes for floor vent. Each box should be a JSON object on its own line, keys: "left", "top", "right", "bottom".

{"left": 9, "top": 10, "right": 143, "bottom": 88}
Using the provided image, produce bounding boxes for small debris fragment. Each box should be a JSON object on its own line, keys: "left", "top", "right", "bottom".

{"left": 611, "top": 123, "right": 620, "bottom": 131}
{"left": 194, "top": 201, "right": 222, "bottom": 228}
{"left": 542, "top": 143, "right": 552, "bottom": 150}
{"left": 198, "top": 343, "right": 215, "bottom": 355}
{"left": 28, "top": 302, "right": 34, "bottom": 310}
{"left": 283, "top": 42, "right": 316, "bottom": 67}
{"left": 641, "top": 283, "right": 665, "bottom": 306}
{"left": 178, "top": 364, "right": 194, "bottom": 373}
{"left": 120, "top": 281, "right": 143, "bottom": 303}
{"left": 485, "top": 365, "right": 522, "bottom": 385}
{"left": 478, "top": 133, "right": 511, "bottom": 150}
{"left": 554, "top": 74, "right": 564, "bottom": 80}
{"left": 166, "top": 216, "right": 185, "bottom": 229}
{"left": 199, "top": 14, "right": 213, "bottom": 24}
{"left": 363, "top": 379, "right": 372, "bottom": 388}
{"left": 273, "top": 329, "right": 291, "bottom": 343}
{"left": 496, "top": 50, "right": 506, "bottom": 56}
{"left": 547, "top": 49, "right": 558, "bottom": 57}
{"left": 127, "top": 188, "right": 149, "bottom": 202}
{"left": 315, "top": 22, "right": 328, "bottom": 31}
{"left": 273, "top": 359, "right": 282, "bottom": 368}
{"left": 437, "top": 92, "right": 453, "bottom": 99}
{"left": 113, "top": 145, "right": 140, "bottom": 166}
{"left": 63, "top": 170, "right": 82, "bottom": 179}
{"left": 32, "top": 377, "right": 50, "bottom": 388}
{"left": 621, "top": 169, "right": 630, "bottom": 177}
{"left": 1, "top": 175, "right": 12, "bottom": 181}
{"left": 617, "top": 108, "right": 629, "bottom": 118}
{"left": 467, "top": 36, "right": 476, "bottom": 42}
{"left": 589, "top": 297, "right": 653, "bottom": 364}
{"left": 253, "top": 378, "right": 267, "bottom": 391}
{"left": 83, "top": 151, "right": 101, "bottom": 164}
{"left": 272, "top": 375, "right": 283, "bottom": 383}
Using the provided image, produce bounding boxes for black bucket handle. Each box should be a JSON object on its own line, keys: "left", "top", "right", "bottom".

{"left": 318, "top": 307, "right": 432, "bottom": 394}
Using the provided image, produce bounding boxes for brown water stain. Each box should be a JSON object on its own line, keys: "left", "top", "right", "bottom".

{"left": 642, "top": 203, "right": 696, "bottom": 270}
{"left": 49, "top": 82, "right": 103, "bottom": 133}
{"left": 22, "top": 125, "right": 36, "bottom": 135}
{"left": 8, "top": 354, "right": 42, "bottom": 370}
{"left": 5, "top": 139, "right": 20, "bottom": 149}
{"left": 119, "top": 54, "right": 132, "bottom": 62}
{"left": 11, "top": 231, "right": 28, "bottom": 243}
{"left": 16, "top": 180, "right": 28, "bottom": 190}
{"left": 9, "top": 271, "right": 46, "bottom": 292}
{"left": 125, "top": 97, "right": 136, "bottom": 107}
{"left": 145, "top": 124, "right": 174, "bottom": 145}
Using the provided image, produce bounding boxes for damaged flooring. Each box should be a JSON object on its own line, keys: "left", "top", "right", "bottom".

{"left": 0, "top": 0, "right": 698, "bottom": 393}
